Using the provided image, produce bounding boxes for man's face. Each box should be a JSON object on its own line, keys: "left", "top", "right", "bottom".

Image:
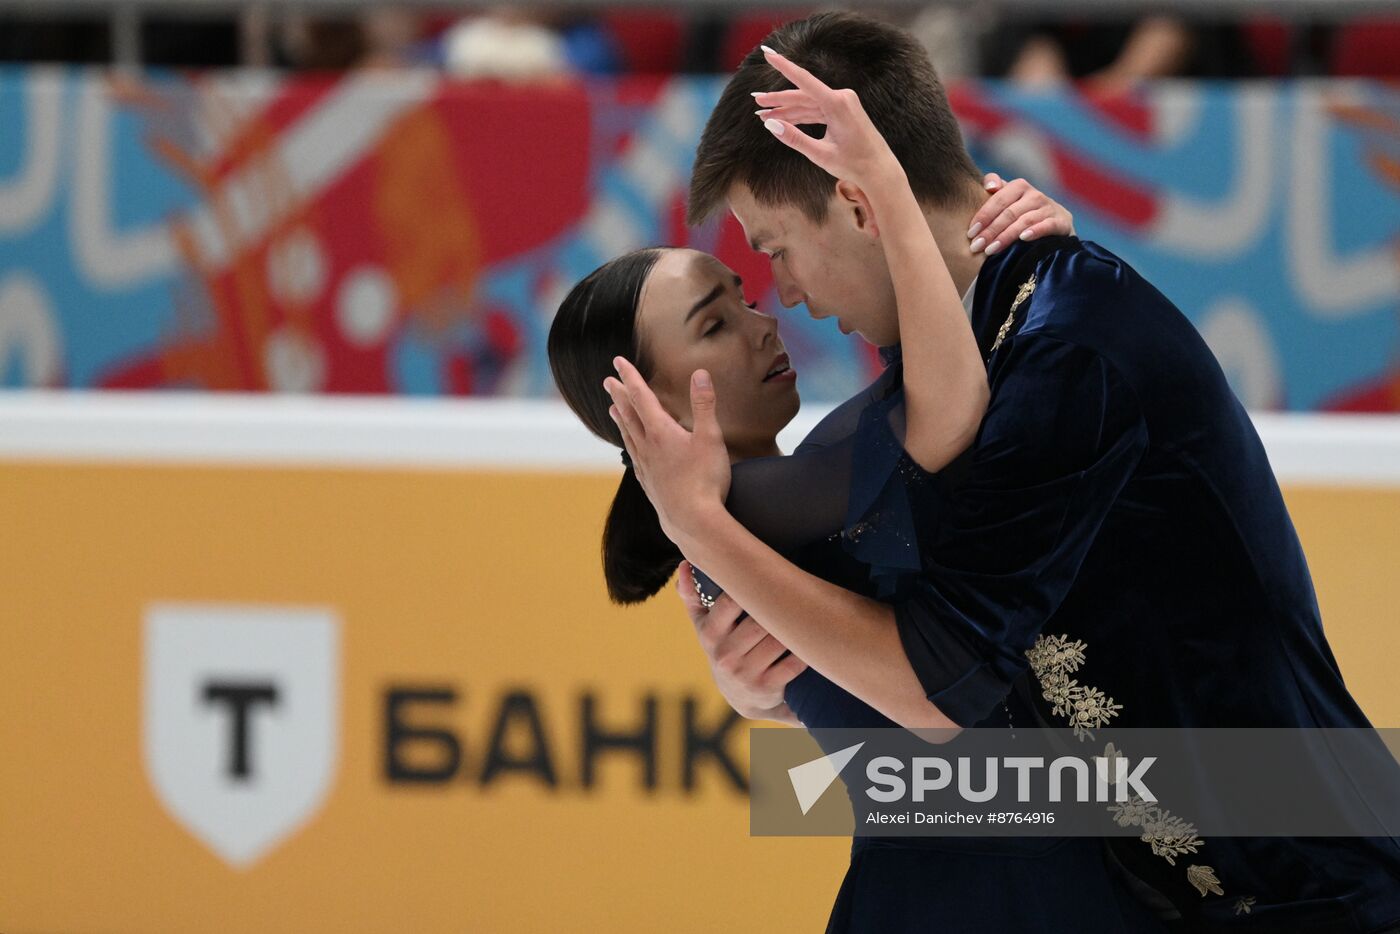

{"left": 726, "top": 182, "right": 900, "bottom": 347}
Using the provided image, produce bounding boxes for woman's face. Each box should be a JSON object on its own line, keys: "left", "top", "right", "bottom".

{"left": 635, "top": 248, "right": 800, "bottom": 460}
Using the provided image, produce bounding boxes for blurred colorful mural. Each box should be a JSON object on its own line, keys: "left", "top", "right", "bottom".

{"left": 0, "top": 68, "right": 1397, "bottom": 409}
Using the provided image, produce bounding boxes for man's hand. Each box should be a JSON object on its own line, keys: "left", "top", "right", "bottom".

{"left": 676, "top": 560, "right": 807, "bottom": 725}
{"left": 604, "top": 360, "right": 730, "bottom": 549}
{"left": 968, "top": 173, "right": 1076, "bottom": 256}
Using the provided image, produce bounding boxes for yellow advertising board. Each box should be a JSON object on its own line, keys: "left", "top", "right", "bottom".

{"left": 1, "top": 397, "right": 1397, "bottom": 933}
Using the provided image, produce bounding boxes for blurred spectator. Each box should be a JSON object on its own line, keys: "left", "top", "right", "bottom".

{"left": 441, "top": 13, "right": 572, "bottom": 81}
{"left": 549, "top": 12, "right": 625, "bottom": 75}
{"left": 275, "top": 9, "right": 438, "bottom": 71}
{"left": 906, "top": 5, "right": 995, "bottom": 82}
{"left": 439, "top": 8, "right": 623, "bottom": 80}
{"left": 983, "top": 15, "right": 1257, "bottom": 90}
{"left": 361, "top": 9, "right": 440, "bottom": 68}
{"left": 6, "top": 5, "right": 1400, "bottom": 81}
{"left": 276, "top": 15, "right": 369, "bottom": 70}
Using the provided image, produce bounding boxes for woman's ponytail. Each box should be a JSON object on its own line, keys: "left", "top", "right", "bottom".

{"left": 546, "top": 246, "right": 684, "bottom": 604}
{"left": 602, "top": 465, "right": 683, "bottom": 604}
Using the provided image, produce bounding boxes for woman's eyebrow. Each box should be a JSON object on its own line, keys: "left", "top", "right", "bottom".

{"left": 685, "top": 276, "right": 743, "bottom": 322}
{"left": 685, "top": 275, "right": 745, "bottom": 323}
{"left": 685, "top": 283, "right": 725, "bottom": 322}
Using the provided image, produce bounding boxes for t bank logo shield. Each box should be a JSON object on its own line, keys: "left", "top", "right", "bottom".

{"left": 143, "top": 604, "right": 340, "bottom": 868}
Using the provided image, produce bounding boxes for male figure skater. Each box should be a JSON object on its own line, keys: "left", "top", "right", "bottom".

{"left": 606, "top": 12, "right": 1400, "bottom": 932}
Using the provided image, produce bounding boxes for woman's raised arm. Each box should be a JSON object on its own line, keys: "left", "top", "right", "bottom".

{"left": 753, "top": 46, "right": 987, "bottom": 473}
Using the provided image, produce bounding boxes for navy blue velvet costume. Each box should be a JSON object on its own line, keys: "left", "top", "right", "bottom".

{"left": 712, "top": 236, "right": 1400, "bottom": 932}
{"left": 713, "top": 272, "right": 1167, "bottom": 933}
{"left": 885, "top": 237, "right": 1400, "bottom": 932}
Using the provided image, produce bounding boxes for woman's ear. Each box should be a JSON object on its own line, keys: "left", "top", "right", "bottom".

{"left": 834, "top": 179, "right": 879, "bottom": 238}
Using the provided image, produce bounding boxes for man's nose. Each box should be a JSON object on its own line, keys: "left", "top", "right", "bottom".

{"left": 773, "top": 268, "right": 804, "bottom": 308}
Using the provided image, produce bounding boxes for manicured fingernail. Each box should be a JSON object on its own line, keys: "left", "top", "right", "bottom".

{"left": 970, "top": 237, "right": 986, "bottom": 254}
{"left": 755, "top": 109, "right": 771, "bottom": 117}
{"left": 986, "top": 180, "right": 1000, "bottom": 190}
{"left": 985, "top": 240, "right": 1004, "bottom": 256}
{"left": 1020, "top": 228, "right": 1034, "bottom": 241}
{"left": 751, "top": 91, "right": 764, "bottom": 97}
{"left": 967, "top": 222, "right": 983, "bottom": 239}
{"left": 694, "top": 370, "right": 712, "bottom": 390}
{"left": 761, "top": 45, "right": 777, "bottom": 55}
{"left": 764, "top": 118, "right": 784, "bottom": 136}
{"left": 613, "top": 356, "right": 623, "bottom": 372}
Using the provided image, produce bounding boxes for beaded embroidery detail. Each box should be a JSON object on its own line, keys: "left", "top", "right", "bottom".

{"left": 1025, "top": 633, "right": 1250, "bottom": 910}
{"left": 990, "top": 274, "right": 1037, "bottom": 353}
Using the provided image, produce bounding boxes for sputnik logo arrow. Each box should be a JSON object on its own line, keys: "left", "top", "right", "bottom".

{"left": 788, "top": 742, "right": 865, "bottom": 815}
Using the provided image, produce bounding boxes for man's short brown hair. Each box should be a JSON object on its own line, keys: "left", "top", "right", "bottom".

{"left": 687, "top": 11, "right": 983, "bottom": 226}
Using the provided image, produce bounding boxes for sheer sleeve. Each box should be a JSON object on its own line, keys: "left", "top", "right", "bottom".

{"left": 722, "top": 363, "right": 901, "bottom": 554}
{"left": 718, "top": 357, "right": 947, "bottom": 600}
{"left": 722, "top": 436, "right": 855, "bottom": 554}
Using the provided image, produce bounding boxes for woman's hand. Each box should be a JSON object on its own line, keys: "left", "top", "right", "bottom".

{"left": 604, "top": 358, "right": 731, "bottom": 549}
{"left": 751, "top": 46, "right": 904, "bottom": 195}
{"left": 753, "top": 46, "right": 1075, "bottom": 257}
{"left": 967, "top": 173, "right": 1076, "bottom": 255}
{"left": 675, "top": 562, "right": 807, "bottom": 725}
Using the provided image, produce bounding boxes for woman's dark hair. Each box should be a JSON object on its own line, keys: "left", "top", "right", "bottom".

{"left": 547, "top": 247, "right": 684, "bottom": 605}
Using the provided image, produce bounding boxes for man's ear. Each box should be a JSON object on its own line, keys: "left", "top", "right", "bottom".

{"left": 834, "top": 179, "right": 880, "bottom": 238}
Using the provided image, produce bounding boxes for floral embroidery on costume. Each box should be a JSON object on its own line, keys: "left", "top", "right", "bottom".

{"left": 1025, "top": 634, "right": 1121, "bottom": 740}
{"left": 1187, "top": 865, "right": 1225, "bottom": 897}
{"left": 1105, "top": 794, "right": 1204, "bottom": 865}
{"left": 1025, "top": 633, "right": 1255, "bottom": 912}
